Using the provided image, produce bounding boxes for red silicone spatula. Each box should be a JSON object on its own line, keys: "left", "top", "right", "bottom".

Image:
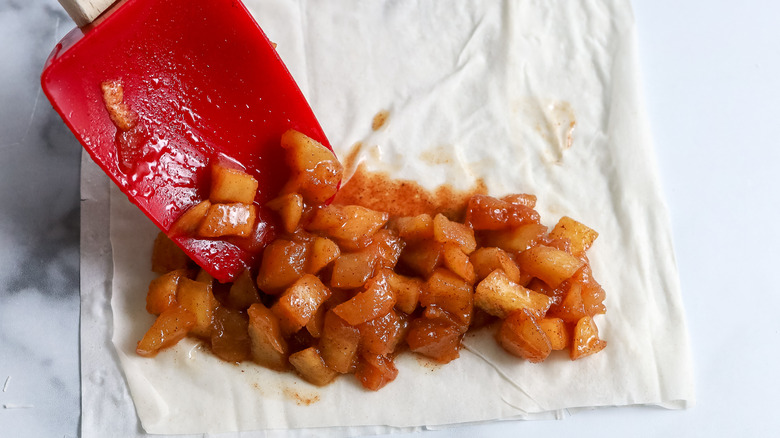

{"left": 42, "top": 0, "right": 332, "bottom": 283}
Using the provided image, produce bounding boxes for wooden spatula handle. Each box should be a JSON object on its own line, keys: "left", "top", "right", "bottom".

{"left": 58, "top": 0, "right": 117, "bottom": 27}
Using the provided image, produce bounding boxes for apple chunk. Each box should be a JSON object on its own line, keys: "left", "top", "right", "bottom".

{"left": 136, "top": 306, "right": 195, "bottom": 357}
{"left": 209, "top": 164, "right": 258, "bottom": 204}
{"left": 289, "top": 347, "right": 339, "bottom": 386}
{"left": 247, "top": 303, "right": 289, "bottom": 371}
{"left": 271, "top": 274, "right": 332, "bottom": 334}
{"left": 280, "top": 129, "right": 343, "bottom": 204}
{"left": 516, "top": 245, "right": 584, "bottom": 288}
{"left": 474, "top": 269, "right": 551, "bottom": 318}
{"left": 497, "top": 309, "right": 551, "bottom": 363}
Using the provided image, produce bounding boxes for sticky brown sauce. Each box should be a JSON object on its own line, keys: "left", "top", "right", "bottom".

{"left": 332, "top": 163, "right": 487, "bottom": 220}
{"left": 371, "top": 110, "right": 390, "bottom": 131}
{"left": 283, "top": 387, "right": 321, "bottom": 406}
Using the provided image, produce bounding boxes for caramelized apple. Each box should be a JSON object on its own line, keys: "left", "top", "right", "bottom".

{"left": 406, "top": 317, "right": 462, "bottom": 363}
{"left": 209, "top": 164, "right": 259, "bottom": 205}
{"left": 197, "top": 203, "right": 257, "bottom": 238}
{"left": 247, "top": 303, "right": 289, "bottom": 371}
{"left": 470, "top": 247, "right": 521, "bottom": 284}
{"left": 176, "top": 277, "right": 218, "bottom": 338}
{"left": 280, "top": 129, "right": 343, "bottom": 204}
{"left": 210, "top": 307, "right": 251, "bottom": 362}
{"left": 497, "top": 309, "right": 551, "bottom": 363}
{"left": 136, "top": 306, "right": 195, "bottom": 357}
{"left": 570, "top": 316, "right": 607, "bottom": 360}
{"left": 357, "top": 309, "right": 405, "bottom": 355}
{"left": 266, "top": 192, "right": 304, "bottom": 234}
{"left": 474, "top": 270, "right": 552, "bottom": 319}
{"left": 433, "top": 213, "right": 476, "bottom": 254}
{"left": 320, "top": 310, "right": 360, "bottom": 373}
{"left": 146, "top": 269, "right": 185, "bottom": 315}
{"left": 355, "top": 353, "right": 398, "bottom": 391}
{"left": 256, "top": 239, "right": 308, "bottom": 293}
{"left": 307, "top": 236, "right": 341, "bottom": 274}
{"left": 289, "top": 347, "right": 339, "bottom": 386}
{"left": 271, "top": 274, "right": 332, "bottom": 334}
{"left": 516, "top": 245, "right": 585, "bottom": 288}
{"left": 421, "top": 268, "right": 473, "bottom": 330}
{"left": 548, "top": 216, "right": 598, "bottom": 256}
{"left": 331, "top": 272, "right": 396, "bottom": 326}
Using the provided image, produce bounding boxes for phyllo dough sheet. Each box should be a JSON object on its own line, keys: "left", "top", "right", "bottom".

{"left": 81, "top": 0, "right": 694, "bottom": 435}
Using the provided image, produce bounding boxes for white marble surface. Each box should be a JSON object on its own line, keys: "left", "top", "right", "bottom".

{"left": 1, "top": 0, "right": 80, "bottom": 437}
{"left": 1, "top": 0, "right": 779, "bottom": 437}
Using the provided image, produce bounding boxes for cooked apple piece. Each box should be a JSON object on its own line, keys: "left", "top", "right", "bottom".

{"left": 307, "top": 204, "right": 389, "bottom": 247}
{"left": 355, "top": 353, "right": 399, "bottom": 391}
{"left": 225, "top": 207, "right": 277, "bottom": 254}
{"left": 146, "top": 269, "right": 186, "bottom": 315}
{"left": 399, "top": 240, "right": 443, "bottom": 277}
{"left": 539, "top": 317, "right": 568, "bottom": 351}
{"left": 320, "top": 310, "right": 360, "bottom": 373}
{"left": 582, "top": 281, "right": 606, "bottom": 316}
{"left": 210, "top": 307, "right": 250, "bottom": 363}
{"left": 176, "top": 277, "right": 218, "bottom": 338}
{"left": 305, "top": 304, "right": 326, "bottom": 338}
{"left": 226, "top": 269, "right": 261, "bottom": 310}
{"left": 570, "top": 262, "right": 606, "bottom": 316}
{"left": 570, "top": 316, "right": 607, "bottom": 360}
{"left": 101, "top": 80, "right": 137, "bottom": 131}
{"left": 197, "top": 203, "right": 257, "bottom": 238}
{"left": 266, "top": 192, "right": 304, "bottom": 233}
{"left": 548, "top": 216, "right": 598, "bottom": 256}
{"left": 331, "top": 272, "right": 396, "bottom": 325}
{"left": 548, "top": 281, "right": 587, "bottom": 323}
{"left": 368, "top": 229, "right": 405, "bottom": 269}
{"left": 247, "top": 303, "right": 289, "bottom": 371}
{"left": 169, "top": 200, "right": 211, "bottom": 237}
{"left": 501, "top": 193, "right": 537, "bottom": 208}
{"left": 195, "top": 268, "right": 213, "bottom": 285}
{"left": 442, "top": 243, "right": 476, "bottom": 284}
{"left": 151, "top": 232, "right": 189, "bottom": 273}
{"left": 289, "top": 347, "right": 339, "bottom": 386}
{"left": 271, "top": 274, "right": 332, "bottom": 334}
{"left": 478, "top": 223, "right": 547, "bottom": 253}
{"left": 330, "top": 250, "right": 377, "bottom": 289}
{"left": 465, "top": 194, "right": 540, "bottom": 230}
{"left": 474, "top": 270, "right": 552, "bottom": 318}
{"left": 209, "top": 164, "right": 259, "bottom": 204}
{"left": 390, "top": 213, "right": 434, "bottom": 242}
{"left": 256, "top": 239, "right": 308, "bottom": 293}
{"left": 464, "top": 194, "right": 509, "bottom": 230}
{"left": 433, "top": 213, "right": 476, "bottom": 254}
{"left": 497, "top": 309, "right": 551, "bottom": 363}
{"left": 516, "top": 245, "right": 584, "bottom": 288}
{"left": 421, "top": 268, "right": 473, "bottom": 329}
{"left": 357, "top": 309, "right": 405, "bottom": 355}
{"left": 136, "top": 306, "right": 195, "bottom": 357}
{"left": 470, "top": 247, "right": 521, "bottom": 284}
{"left": 307, "top": 236, "right": 340, "bottom": 274}
{"left": 386, "top": 271, "right": 423, "bottom": 314}
{"left": 406, "top": 317, "right": 462, "bottom": 363}
{"left": 280, "top": 129, "right": 343, "bottom": 204}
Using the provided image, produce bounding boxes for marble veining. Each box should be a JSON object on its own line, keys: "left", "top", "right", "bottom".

{"left": 1, "top": 0, "right": 82, "bottom": 436}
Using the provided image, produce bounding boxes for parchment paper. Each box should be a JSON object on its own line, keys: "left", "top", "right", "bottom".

{"left": 81, "top": 0, "right": 694, "bottom": 435}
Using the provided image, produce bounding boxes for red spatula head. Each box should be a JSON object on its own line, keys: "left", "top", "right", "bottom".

{"left": 42, "top": 0, "right": 332, "bottom": 282}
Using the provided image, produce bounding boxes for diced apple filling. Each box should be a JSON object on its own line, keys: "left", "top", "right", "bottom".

{"left": 139, "top": 130, "right": 608, "bottom": 391}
